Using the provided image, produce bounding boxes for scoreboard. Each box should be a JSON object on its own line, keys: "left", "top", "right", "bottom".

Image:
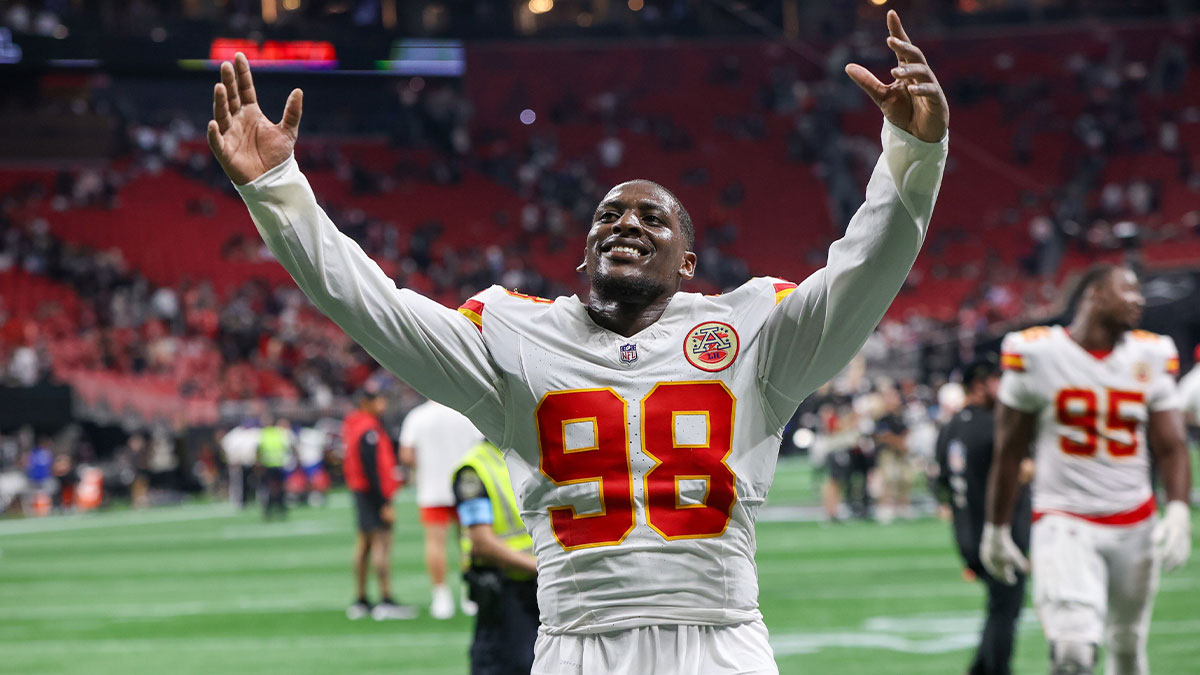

{"left": 1, "top": 30, "right": 464, "bottom": 77}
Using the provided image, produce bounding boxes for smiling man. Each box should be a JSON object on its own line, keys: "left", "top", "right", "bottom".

{"left": 210, "top": 11, "right": 948, "bottom": 673}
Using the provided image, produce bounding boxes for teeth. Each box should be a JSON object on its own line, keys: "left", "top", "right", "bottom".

{"left": 609, "top": 246, "right": 643, "bottom": 256}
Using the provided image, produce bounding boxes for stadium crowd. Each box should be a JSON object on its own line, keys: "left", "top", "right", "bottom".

{"left": 2, "top": 12, "right": 1200, "bottom": 520}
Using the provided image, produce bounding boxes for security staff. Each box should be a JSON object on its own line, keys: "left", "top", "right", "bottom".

{"left": 453, "top": 442, "right": 538, "bottom": 675}
{"left": 257, "top": 416, "right": 293, "bottom": 520}
{"left": 935, "top": 360, "right": 1032, "bottom": 675}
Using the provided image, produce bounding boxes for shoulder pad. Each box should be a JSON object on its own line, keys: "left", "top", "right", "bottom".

{"left": 1129, "top": 329, "right": 1162, "bottom": 343}
{"left": 771, "top": 278, "right": 798, "bottom": 305}
{"left": 1014, "top": 326, "right": 1053, "bottom": 342}
{"left": 503, "top": 289, "right": 555, "bottom": 304}
{"left": 458, "top": 285, "right": 558, "bottom": 332}
{"left": 456, "top": 285, "right": 507, "bottom": 332}
{"left": 999, "top": 327, "right": 1051, "bottom": 372}
{"left": 716, "top": 276, "right": 797, "bottom": 305}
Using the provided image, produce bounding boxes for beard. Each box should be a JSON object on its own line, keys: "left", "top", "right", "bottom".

{"left": 591, "top": 268, "right": 669, "bottom": 304}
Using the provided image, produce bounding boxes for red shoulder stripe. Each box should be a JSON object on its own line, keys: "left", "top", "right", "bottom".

{"left": 1000, "top": 353, "right": 1025, "bottom": 372}
{"left": 772, "top": 281, "right": 797, "bottom": 305}
{"left": 458, "top": 298, "right": 485, "bottom": 332}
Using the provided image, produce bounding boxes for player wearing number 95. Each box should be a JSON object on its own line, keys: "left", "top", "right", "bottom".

{"left": 209, "top": 11, "right": 946, "bottom": 673}
{"left": 982, "top": 264, "right": 1193, "bottom": 675}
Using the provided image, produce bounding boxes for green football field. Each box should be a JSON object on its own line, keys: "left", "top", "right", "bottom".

{"left": 2, "top": 457, "right": 1198, "bottom": 675}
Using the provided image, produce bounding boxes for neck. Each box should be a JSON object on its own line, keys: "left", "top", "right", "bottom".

{"left": 1067, "top": 313, "right": 1122, "bottom": 352}
{"left": 586, "top": 290, "right": 674, "bottom": 337}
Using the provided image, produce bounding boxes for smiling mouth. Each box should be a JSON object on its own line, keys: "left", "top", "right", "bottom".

{"left": 606, "top": 245, "right": 648, "bottom": 258}
{"left": 600, "top": 238, "right": 652, "bottom": 261}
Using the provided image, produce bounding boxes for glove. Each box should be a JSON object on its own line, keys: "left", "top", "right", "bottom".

{"left": 980, "top": 522, "right": 1029, "bottom": 585}
{"left": 1153, "top": 501, "right": 1191, "bottom": 573}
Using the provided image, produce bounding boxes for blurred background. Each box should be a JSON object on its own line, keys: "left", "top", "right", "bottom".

{"left": 0, "top": 1, "right": 1198, "bottom": 673}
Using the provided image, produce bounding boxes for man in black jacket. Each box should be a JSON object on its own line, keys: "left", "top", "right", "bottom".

{"left": 935, "top": 359, "right": 1032, "bottom": 675}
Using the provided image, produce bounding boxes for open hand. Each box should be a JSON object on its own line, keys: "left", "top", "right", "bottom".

{"left": 979, "top": 522, "right": 1029, "bottom": 585}
{"left": 207, "top": 53, "right": 303, "bottom": 186}
{"left": 845, "top": 10, "right": 948, "bottom": 143}
{"left": 1153, "top": 501, "right": 1191, "bottom": 573}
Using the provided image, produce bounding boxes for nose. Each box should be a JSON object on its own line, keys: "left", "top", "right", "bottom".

{"left": 612, "top": 210, "right": 643, "bottom": 236}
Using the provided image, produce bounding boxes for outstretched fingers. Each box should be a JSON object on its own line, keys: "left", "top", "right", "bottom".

{"left": 906, "top": 83, "right": 941, "bottom": 98}
{"left": 887, "top": 36, "right": 927, "bottom": 67}
{"left": 280, "top": 88, "right": 303, "bottom": 138}
{"left": 220, "top": 61, "right": 240, "bottom": 114}
{"left": 206, "top": 120, "right": 225, "bottom": 159}
{"left": 213, "top": 83, "right": 231, "bottom": 133}
{"left": 844, "top": 63, "right": 888, "bottom": 106}
{"left": 886, "top": 9, "right": 911, "bottom": 44}
{"left": 234, "top": 52, "right": 257, "bottom": 106}
{"left": 891, "top": 63, "right": 934, "bottom": 84}
{"left": 890, "top": 63, "right": 940, "bottom": 97}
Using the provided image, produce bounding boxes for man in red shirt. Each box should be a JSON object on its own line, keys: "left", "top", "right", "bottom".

{"left": 342, "top": 386, "right": 416, "bottom": 620}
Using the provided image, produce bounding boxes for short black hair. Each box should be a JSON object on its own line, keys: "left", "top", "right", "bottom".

{"left": 627, "top": 179, "right": 694, "bottom": 249}
{"left": 1067, "top": 262, "right": 1122, "bottom": 317}
{"left": 962, "top": 357, "right": 998, "bottom": 389}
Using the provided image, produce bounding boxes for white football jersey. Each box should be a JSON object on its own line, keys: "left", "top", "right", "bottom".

{"left": 295, "top": 427, "right": 327, "bottom": 467}
{"left": 235, "top": 121, "right": 947, "bottom": 634}
{"left": 399, "top": 399, "right": 483, "bottom": 507}
{"left": 220, "top": 426, "right": 260, "bottom": 467}
{"left": 998, "top": 325, "right": 1182, "bottom": 517}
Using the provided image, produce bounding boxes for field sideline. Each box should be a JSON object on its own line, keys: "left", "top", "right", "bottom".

{"left": 2, "top": 457, "right": 1198, "bottom": 674}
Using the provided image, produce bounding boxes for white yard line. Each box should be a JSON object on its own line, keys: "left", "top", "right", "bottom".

{"left": 771, "top": 613, "right": 1200, "bottom": 656}
{"left": 0, "top": 495, "right": 361, "bottom": 538}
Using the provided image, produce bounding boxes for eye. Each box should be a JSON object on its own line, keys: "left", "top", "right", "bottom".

{"left": 598, "top": 211, "right": 618, "bottom": 222}
{"left": 643, "top": 215, "right": 663, "bottom": 225}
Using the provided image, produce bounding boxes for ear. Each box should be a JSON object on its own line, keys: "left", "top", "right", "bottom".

{"left": 678, "top": 251, "right": 697, "bottom": 281}
{"left": 576, "top": 261, "right": 587, "bottom": 273}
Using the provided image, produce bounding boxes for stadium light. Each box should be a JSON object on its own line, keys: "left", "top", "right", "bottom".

{"left": 528, "top": 0, "right": 553, "bottom": 14}
{"left": 870, "top": 0, "right": 888, "bottom": 5}
{"left": 520, "top": 109, "right": 537, "bottom": 125}
{"left": 628, "top": 0, "right": 644, "bottom": 11}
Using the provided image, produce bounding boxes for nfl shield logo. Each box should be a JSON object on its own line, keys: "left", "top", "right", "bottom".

{"left": 619, "top": 343, "right": 638, "bottom": 366}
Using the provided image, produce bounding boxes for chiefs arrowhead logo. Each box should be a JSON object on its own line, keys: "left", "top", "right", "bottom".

{"left": 684, "top": 321, "right": 739, "bottom": 372}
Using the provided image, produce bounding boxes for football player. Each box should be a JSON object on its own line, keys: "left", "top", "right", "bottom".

{"left": 207, "top": 10, "right": 948, "bottom": 673}
{"left": 399, "top": 398, "right": 484, "bottom": 619}
{"left": 982, "top": 264, "right": 1193, "bottom": 675}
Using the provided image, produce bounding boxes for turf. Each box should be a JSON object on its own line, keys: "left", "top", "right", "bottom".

{"left": 1, "top": 457, "right": 1197, "bottom": 675}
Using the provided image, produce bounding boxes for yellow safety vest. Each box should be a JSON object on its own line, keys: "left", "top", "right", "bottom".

{"left": 258, "top": 427, "right": 288, "bottom": 468}
{"left": 455, "top": 442, "right": 534, "bottom": 579}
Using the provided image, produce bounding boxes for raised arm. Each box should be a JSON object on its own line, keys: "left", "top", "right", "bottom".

{"left": 208, "top": 55, "right": 505, "bottom": 439}
{"left": 758, "top": 11, "right": 949, "bottom": 417}
{"left": 207, "top": 53, "right": 301, "bottom": 186}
